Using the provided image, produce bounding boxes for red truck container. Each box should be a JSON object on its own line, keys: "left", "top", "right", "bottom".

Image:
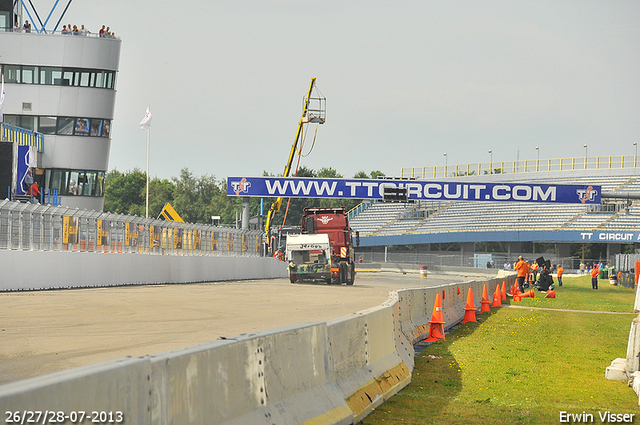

{"left": 301, "top": 207, "right": 357, "bottom": 285}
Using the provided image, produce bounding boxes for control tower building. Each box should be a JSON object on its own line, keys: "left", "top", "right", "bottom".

{"left": 0, "top": 1, "right": 120, "bottom": 211}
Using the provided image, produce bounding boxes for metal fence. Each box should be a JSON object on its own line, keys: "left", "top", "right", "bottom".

{"left": 355, "top": 249, "right": 625, "bottom": 272}
{"left": 0, "top": 199, "right": 264, "bottom": 256}
{"left": 401, "top": 155, "right": 639, "bottom": 179}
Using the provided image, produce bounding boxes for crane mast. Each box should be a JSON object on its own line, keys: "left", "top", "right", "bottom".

{"left": 264, "top": 78, "right": 325, "bottom": 252}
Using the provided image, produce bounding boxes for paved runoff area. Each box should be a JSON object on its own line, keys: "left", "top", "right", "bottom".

{"left": 0, "top": 272, "right": 470, "bottom": 385}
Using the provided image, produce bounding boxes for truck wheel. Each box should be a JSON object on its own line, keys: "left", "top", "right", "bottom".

{"left": 290, "top": 275, "right": 297, "bottom": 283}
{"left": 338, "top": 263, "right": 346, "bottom": 285}
{"left": 347, "top": 263, "right": 355, "bottom": 285}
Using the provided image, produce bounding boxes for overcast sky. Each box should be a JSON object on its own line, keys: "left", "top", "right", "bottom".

{"left": 51, "top": 1, "right": 640, "bottom": 180}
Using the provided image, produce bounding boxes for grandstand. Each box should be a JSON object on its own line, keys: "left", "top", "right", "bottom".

{"left": 350, "top": 161, "right": 640, "bottom": 268}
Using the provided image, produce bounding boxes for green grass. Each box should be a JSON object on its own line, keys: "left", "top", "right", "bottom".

{"left": 511, "top": 274, "right": 636, "bottom": 312}
{"left": 361, "top": 276, "right": 638, "bottom": 424}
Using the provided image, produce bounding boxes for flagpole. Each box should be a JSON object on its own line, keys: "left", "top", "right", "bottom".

{"left": 139, "top": 104, "right": 152, "bottom": 218}
{"left": 145, "top": 125, "right": 149, "bottom": 218}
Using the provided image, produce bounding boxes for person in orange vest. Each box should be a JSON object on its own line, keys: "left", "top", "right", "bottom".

{"left": 514, "top": 256, "right": 530, "bottom": 292}
{"left": 531, "top": 261, "right": 539, "bottom": 282}
{"left": 556, "top": 264, "right": 564, "bottom": 287}
{"left": 590, "top": 265, "right": 599, "bottom": 289}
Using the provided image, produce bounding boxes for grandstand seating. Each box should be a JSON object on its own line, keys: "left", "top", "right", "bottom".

{"left": 350, "top": 169, "right": 640, "bottom": 237}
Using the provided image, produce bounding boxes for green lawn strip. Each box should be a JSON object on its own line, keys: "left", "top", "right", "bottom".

{"left": 362, "top": 276, "right": 637, "bottom": 425}
{"left": 513, "top": 274, "right": 635, "bottom": 312}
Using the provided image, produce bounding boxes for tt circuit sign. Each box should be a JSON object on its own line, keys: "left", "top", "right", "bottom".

{"left": 227, "top": 177, "right": 601, "bottom": 204}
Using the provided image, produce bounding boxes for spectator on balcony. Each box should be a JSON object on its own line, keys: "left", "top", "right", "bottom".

{"left": 23, "top": 20, "right": 31, "bottom": 33}
{"left": 61, "top": 25, "right": 71, "bottom": 35}
{"left": 13, "top": 21, "right": 20, "bottom": 32}
{"left": 99, "top": 25, "right": 106, "bottom": 37}
{"left": 80, "top": 25, "right": 90, "bottom": 36}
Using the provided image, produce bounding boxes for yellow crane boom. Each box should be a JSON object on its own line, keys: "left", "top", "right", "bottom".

{"left": 264, "top": 78, "right": 323, "bottom": 248}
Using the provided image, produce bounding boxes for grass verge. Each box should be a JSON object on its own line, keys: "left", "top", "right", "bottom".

{"left": 361, "top": 275, "right": 638, "bottom": 424}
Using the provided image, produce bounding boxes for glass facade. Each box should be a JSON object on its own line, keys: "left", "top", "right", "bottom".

{"left": 5, "top": 115, "right": 111, "bottom": 137}
{"left": 45, "top": 169, "right": 105, "bottom": 197}
{"left": 4, "top": 64, "right": 116, "bottom": 89}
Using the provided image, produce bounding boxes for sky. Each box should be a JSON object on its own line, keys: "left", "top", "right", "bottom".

{"left": 35, "top": 1, "right": 640, "bottom": 181}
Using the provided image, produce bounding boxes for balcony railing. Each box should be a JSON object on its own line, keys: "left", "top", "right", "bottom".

{"left": 401, "top": 156, "right": 639, "bottom": 179}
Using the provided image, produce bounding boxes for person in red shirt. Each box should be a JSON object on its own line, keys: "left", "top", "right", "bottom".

{"left": 556, "top": 265, "right": 564, "bottom": 287}
{"left": 590, "top": 266, "right": 599, "bottom": 290}
{"left": 514, "top": 256, "right": 530, "bottom": 292}
{"left": 28, "top": 182, "right": 40, "bottom": 200}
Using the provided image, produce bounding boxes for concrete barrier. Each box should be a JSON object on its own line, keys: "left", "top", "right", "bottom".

{"left": 0, "top": 271, "right": 517, "bottom": 423}
{"left": 327, "top": 306, "right": 409, "bottom": 423}
{"left": 363, "top": 262, "right": 506, "bottom": 279}
{"left": 0, "top": 251, "right": 287, "bottom": 291}
{"left": 149, "top": 323, "right": 351, "bottom": 425}
{"left": 0, "top": 357, "right": 152, "bottom": 425}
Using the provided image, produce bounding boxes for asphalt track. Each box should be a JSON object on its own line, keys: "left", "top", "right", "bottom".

{"left": 0, "top": 271, "right": 473, "bottom": 386}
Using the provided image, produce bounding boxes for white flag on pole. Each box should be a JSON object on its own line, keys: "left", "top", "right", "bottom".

{"left": 0, "top": 74, "right": 5, "bottom": 123}
{"left": 139, "top": 106, "right": 152, "bottom": 130}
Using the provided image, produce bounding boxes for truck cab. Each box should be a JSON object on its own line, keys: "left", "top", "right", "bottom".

{"left": 302, "top": 207, "right": 356, "bottom": 285}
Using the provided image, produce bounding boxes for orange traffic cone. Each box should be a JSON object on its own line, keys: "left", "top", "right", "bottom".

{"left": 491, "top": 284, "right": 502, "bottom": 307}
{"left": 480, "top": 284, "right": 491, "bottom": 313}
{"left": 513, "top": 295, "right": 522, "bottom": 302}
{"left": 457, "top": 287, "right": 461, "bottom": 295}
{"left": 508, "top": 283, "right": 515, "bottom": 297}
{"left": 520, "top": 290, "right": 535, "bottom": 298}
{"left": 544, "top": 290, "right": 556, "bottom": 298}
{"left": 462, "top": 287, "right": 477, "bottom": 323}
{"left": 501, "top": 281, "right": 507, "bottom": 301}
{"left": 425, "top": 293, "right": 446, "bottom": 341}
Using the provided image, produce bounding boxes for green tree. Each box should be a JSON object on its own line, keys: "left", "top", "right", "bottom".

{"left": 172, "top": 168, "right": 227, "bottom": 224}
{"left": 104, "top": 165, "right": 371, "bottom": 228}
{"left": 104, "top": 169, "right": 146, "bottom": 215}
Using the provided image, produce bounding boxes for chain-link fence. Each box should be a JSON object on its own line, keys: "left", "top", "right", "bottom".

{"left": 354, "top": 249, "right": 624, "bottom": 272}
{"left": 0, "top": 199, "right": 264, "bottom": 256}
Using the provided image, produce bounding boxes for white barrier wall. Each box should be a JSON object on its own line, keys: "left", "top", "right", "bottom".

{"left": 0, "top": 269, "right": 517, "bottom": 424}
{"left": 0, "top": 251, "right": 287, "bottom": 291}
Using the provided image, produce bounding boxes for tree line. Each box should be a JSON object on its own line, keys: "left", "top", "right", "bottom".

{"left": 104, "top": 167, "right": 385, "bottom": 228}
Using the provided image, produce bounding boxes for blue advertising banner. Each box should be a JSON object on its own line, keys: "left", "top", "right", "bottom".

{"left": 358, "top": 230, "right": 640, "bottom": 247}
{"left": 17, "top": 145, "right": 37, "bottom": 195}
{"left": 227, "top": 177, "right": 601, "bottom": 204}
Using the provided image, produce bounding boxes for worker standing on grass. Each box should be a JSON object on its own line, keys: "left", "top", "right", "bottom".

{"left": 557, "top": 264, "right": 564, "bottom": 287}
{"left": 514, "top": 256, "right": 530, "bottom": 292}
{"left": 590, "top": 264, "right": 599, "bottom": 290}
{"left": 531, "top": 261, "right": 539, "bottom": 282}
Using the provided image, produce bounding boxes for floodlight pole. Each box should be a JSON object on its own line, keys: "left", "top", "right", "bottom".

{"left": 443, "top": 153, "right": 447, "bottom": 176}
